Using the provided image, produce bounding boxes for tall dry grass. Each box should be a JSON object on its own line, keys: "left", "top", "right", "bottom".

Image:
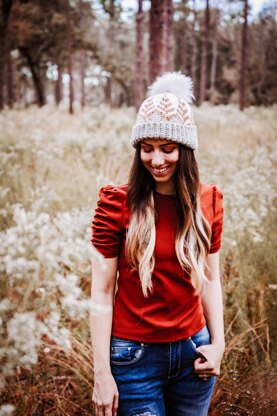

{"left": 0, "top": 103, "right": 277, "bottom": 415}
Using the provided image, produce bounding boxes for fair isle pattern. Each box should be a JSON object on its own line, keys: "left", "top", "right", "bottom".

{"left": 139, "top": 97, "right": 156, "bottom": 120}
{"left": 177, "top": 100, "right": 194, "bottom": 125}
{"left": 131, "top": 92, "right": 198, "bottom": 149}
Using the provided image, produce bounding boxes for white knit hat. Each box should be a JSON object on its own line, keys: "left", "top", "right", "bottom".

{"left": 131, "top": 72, "right": 198, "bottom": 150}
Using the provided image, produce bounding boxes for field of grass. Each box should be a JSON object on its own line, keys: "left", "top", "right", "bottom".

{"left": 0, "top": 103, "right": 277, "bottom": 415}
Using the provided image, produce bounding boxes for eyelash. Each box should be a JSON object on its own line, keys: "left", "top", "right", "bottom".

{"left": 142, "top": 148, "right": 175, "bottom": 154}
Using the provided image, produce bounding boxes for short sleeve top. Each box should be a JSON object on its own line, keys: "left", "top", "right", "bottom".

{"left": 91, "top": 183, "right": 224, "bottom": 343}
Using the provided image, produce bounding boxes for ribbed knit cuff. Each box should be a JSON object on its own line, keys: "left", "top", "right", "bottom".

{"left": 131, "top": 122, "right": 198, "bottom": 150}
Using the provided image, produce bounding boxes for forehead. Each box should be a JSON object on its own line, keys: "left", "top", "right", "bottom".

{"left": 141, "top": 138, "right": 176, "bottom": 146}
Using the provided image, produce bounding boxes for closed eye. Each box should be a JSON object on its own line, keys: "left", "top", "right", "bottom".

{"left": 141, "top": 146, "right": 153, "bottom": 153}
{"left": 162, "top": 146, "right": 177, "bottom": 153}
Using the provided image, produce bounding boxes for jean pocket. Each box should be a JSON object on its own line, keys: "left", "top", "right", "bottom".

{"left": 188, "top": 326, "right": 211, "bottom": 355}
{"left": 110, "top": 337, "right": 145, "bottom": 366}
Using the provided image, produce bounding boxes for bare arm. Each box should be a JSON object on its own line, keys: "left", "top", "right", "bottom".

{"left": 194, "top": 252, "right": 225, "bottom": 378}
{"left": 90, "top": 256, "right": 119, "bottom": 416}
{"left": 201, "top": 252, "right": 225, "bottom": 348}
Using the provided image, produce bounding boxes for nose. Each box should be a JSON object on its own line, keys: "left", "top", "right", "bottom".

{"left": 151, "top": 150, "right": 164, "bottom": 166}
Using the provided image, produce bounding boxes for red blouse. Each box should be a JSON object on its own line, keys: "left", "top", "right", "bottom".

{"left": 91, "top": 183, "right": 224, "bottom": 343}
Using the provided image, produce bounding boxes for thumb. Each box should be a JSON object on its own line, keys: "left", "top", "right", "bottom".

{"left": 194, "top": 356, "right": 206, "bottom": 372}
{"left": 194, "top": 356, "right": 203, "bottom": 366}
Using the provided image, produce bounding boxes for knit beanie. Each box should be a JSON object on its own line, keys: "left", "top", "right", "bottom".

{"left": 131, "top": 72, "right": 198, "bottom": 150}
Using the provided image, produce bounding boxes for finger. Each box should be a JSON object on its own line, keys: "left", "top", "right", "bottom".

{"left": 91, "top": 400, "right": 98, "bottom": 415}
{"left": 98, "top": 403, "right": 111, "bottom": 416}
{"left": 198, "top": 371, "right": 217, "bottom": 380}
{"left": 195, "top": 358, "right": 214, "bottom": 370}
{"left": 92, "top": 393, "right": 101, "bottom": 409}
{"left": 195, "top": 367, "right": 220, "bottom": 376}
{"left": 207, "top": 368, "right": 220, "bottom": 376}
{"left": 104, "top": 403, "right": 113, "bottom": 416}
{"left": 194, "top": 362, "right": 212, "bottom": 374}
{"left": 198, "top": 368, "right": 219, "bottom": 377}
{"left": 194, "top": 357, "right": 204, "bottom": 366}
{"left": 96, "top": 406, "right": 105, "bottom": 416}
{"left": 112, "top": 393, "right": 119, "bottom": 416}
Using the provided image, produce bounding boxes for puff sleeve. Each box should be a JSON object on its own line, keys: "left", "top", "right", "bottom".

{"left": 209, "top": 186, "right": 224, "bottom": 254}
{"left": 91, "top": 185, "right": 124, "bottom": 258}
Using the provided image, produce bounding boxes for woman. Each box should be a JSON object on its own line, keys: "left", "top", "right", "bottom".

{"left": 90, "top": 72, "right": 224, "bottom": 416}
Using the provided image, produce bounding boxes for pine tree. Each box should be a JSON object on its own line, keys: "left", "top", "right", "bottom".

{"left": 199, "top": 0, "right": 210, "bottom": 104}
{"left": 135, "top": 0, "right": 144, "bottom": 111}
{"left": 239, "top": 0, "right": 248, "bottom": 111}
{"left": 0, "top": 0, "right": 13, "bottom": 110}
{"left": 149, "top": 0, "right": 166, "bottom": 83}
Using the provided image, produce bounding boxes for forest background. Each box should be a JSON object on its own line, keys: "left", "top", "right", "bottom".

{"left": 0, "top": 0, "right": 277, "bottom": 415}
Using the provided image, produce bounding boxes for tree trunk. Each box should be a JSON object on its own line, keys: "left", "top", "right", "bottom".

{"left": 165, "top": 0, "right": 174, "bottom": 71}
{"left": 110, "top": 78, "right": 119, "bottom": 108}
{"left": 210, "top": 8, "right": 220, "bottom": 92}
{"left": 6, "top": 49, "right": 14, "bottom": 108}
{"left": 116, "top": 77, "right": 130, "bottom": 106}
{"left": 104, "top": 76, "right": 112, "bottom": 105}
{"left": 199, "top": 0, "right": 210, "bottom": 104}
{"left": 80, "top": 49, "right": 86, "bottom": 108}
{"left": 135, "top": 0, "right": 144, "bottom": 111}
{"left": 55, "top": 63, "right": 63, "bottom": 105}
{"left": 109, "top": 0, "right": 115, "bottom": 20}
{"left": 239, "top": 0, "right": 248, "bottom": 111}
{"left": 149, "top": 0, "right": 166, "bottom": 83}
{"left": 19, "top": 46, "right": 46, "bottom": 107}
{"left": 191, "top": 0, "right": 197, "bottom": 89}
{"left": 79, "top": 0, "right": 86, "bottom": 108}
{"left": 0, "top": 0, "right": 13, "bottom": 110}
{"left": 65, "top": 0, "right": 74, "bottom": 114}
{"left": 180, "top": 0, "right": 189, "bottom": 74}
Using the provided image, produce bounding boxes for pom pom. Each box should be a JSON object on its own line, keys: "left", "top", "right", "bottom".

{"left": 147, "top": 71, "right": 194, "bottom": 104}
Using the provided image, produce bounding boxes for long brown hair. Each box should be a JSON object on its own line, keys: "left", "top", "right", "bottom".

{"left": 126, "top": 144, "right": 211, "bottom": 296}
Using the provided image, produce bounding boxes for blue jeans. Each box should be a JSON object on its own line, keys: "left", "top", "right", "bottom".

{"left": 110, "top": 326, "right": 216, "bottom": 416}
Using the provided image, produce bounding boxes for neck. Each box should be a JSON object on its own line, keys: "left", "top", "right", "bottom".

{"left": 155, "top": 181, "right": 175, "bottom": 195}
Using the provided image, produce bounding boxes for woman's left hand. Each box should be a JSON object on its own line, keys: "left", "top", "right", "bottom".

{"left": 194, "top": 343, "right": 225, "bottom": 380}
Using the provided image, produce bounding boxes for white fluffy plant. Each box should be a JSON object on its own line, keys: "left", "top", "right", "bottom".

{"left": 0, "top": 200, "right": 103, "bottom": 393}
{"left": 199, "top": 144, "right": 277, "bottom": 247}
{"left": 0, "top": 404, "right": 15, "bottom": 416}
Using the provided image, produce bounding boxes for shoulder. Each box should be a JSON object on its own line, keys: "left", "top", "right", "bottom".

{"left": 96, "top": 184, "right": 128, "bottom": 225}
{"left": 200, "top": 183, "right": 224, "bottom": 223}
{"left": 98, "top": 184, "right": 128, "bottom": 201}
{"left": 93, "top": 184, "right": 128, "bottom": 228}
{"left": 92, "top": 185, "right": 128, "bottom": 256}
{"left": 200, "top": 183, "right": 223, "bottom": 200}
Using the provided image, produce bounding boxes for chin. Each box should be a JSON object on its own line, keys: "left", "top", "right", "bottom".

{"left": 152, "top": 173, "right": 173, "bottom": 182}
{"left": 155, "top": 177, "right": 170, "bottom": 182}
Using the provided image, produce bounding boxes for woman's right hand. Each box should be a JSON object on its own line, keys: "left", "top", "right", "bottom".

{"left": 92, "top": 370, "right": 119, "bottom": 416}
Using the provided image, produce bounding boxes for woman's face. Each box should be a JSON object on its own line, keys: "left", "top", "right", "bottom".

{"left": 140, "top": 138, "right": 179, "bottom": 193}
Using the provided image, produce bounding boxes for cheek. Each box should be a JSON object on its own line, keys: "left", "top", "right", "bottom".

{"left": 166, "top": 152, "right": 179, "bottom": 164}
{"left": 140, "top": 152, "right": 151, "bottom": 164}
